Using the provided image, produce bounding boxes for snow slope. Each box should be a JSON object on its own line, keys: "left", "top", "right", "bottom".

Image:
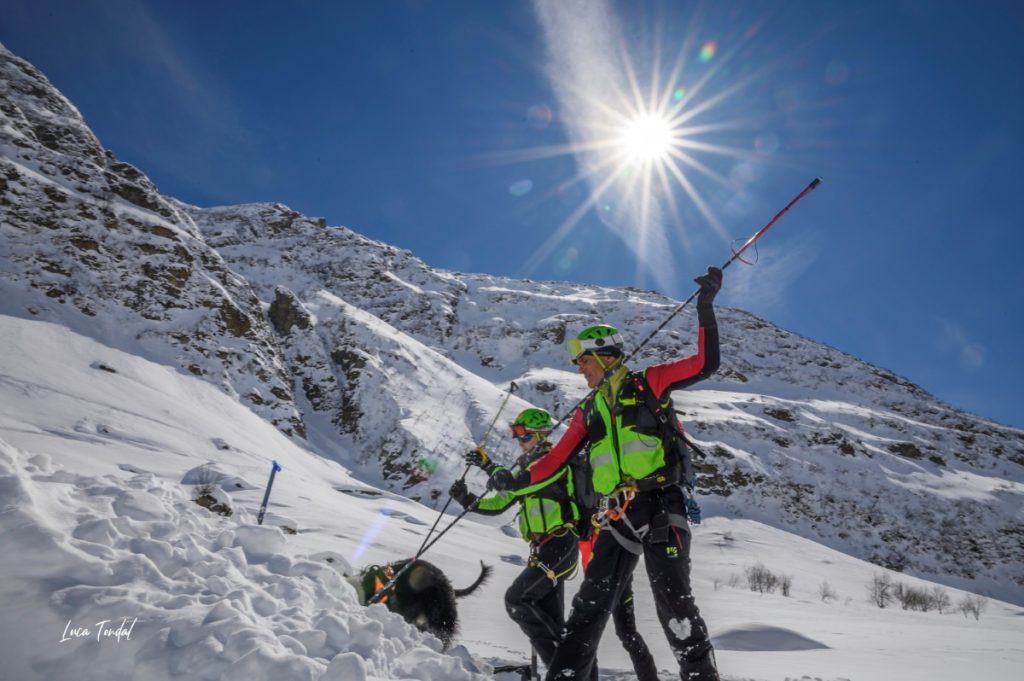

{"left": 0, "top": 314, "right": 491, "bottom": 681}
{"left": 2, "top": 314, "right": 1022, "bottom": 681}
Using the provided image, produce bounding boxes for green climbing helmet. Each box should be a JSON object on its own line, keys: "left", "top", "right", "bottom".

{"left": 568, "top": 324, "right": 625, "bottom": 364}
{"left": 510, "top": 408, "right": 553, "bottom": 438}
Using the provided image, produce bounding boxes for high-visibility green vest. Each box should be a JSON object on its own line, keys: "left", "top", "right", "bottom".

{"left": 583, "top": 371, "right": 671, "bottom": 495}
{"left": 478, "top": 455, "right": 579, "bottom": 541}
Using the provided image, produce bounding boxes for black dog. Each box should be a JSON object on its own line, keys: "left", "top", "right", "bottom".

{"left": 350, "top": 558, "right": 492, "bottom": 648}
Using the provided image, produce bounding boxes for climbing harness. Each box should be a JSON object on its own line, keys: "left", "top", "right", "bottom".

{"left": 528, "top": 528, "right": 580, "bottom": 585}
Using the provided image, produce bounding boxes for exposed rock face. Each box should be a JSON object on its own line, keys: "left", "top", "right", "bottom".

{"left": 0, "top": 46, "right": 303, "bottom": 437}
{"left": 2, "top": 43, "right": 1022, "bottom": 600}
{"left": 268, "top": 286, "right": 312, "bottom": 336}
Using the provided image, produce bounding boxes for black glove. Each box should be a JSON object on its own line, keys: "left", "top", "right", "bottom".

{"left": 449, "top": 478, "right": 478, "bottom": 508}
{"left": 464, "top": 447, "right": 498, "bottom": 474}
{"left": 488, "top": 467, "right": 517, "bottom": 491}
{"left": 694, "top": 266, "right": 722, "bottom": 308}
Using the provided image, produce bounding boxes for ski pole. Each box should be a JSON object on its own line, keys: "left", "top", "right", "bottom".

{"left": 626, "top": 177, "right": 822, "bottom": 363}
{"left": 368, "top": 381, "right": 519, "bottom": 604}
{"left": 392, "top": 485, "right": 496, "bottom": 565}
{"left": 415, "top": 380, "right": 518, "bottom": 553}
{"left": 551, "top": 177, "right": 822, "bottom": 430}
{"left": 257, "top": 460, "right": 282, "bottom": 525}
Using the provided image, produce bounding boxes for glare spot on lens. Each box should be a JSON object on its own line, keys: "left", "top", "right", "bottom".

{"left": 527, "top": 104, "right": 554, "bottom": 129}
{"left": 509, "top": 179, "right": 533, "bottom": 197}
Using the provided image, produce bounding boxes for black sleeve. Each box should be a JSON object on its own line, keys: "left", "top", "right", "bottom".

{"left": 697, "top": 303, "right": 719, "bottom": 377}
{"left": 663, "top": 306, "right": 720, "bottom": 393}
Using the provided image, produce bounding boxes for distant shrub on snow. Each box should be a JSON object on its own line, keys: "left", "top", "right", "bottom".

{"left": 894, "top": 582, "right": 932, "bottom": 611}
{"left": 929, "top": 586, "right": 952, "bottom": 614}
{"left": 819, "top": 580, "right": 838, "bottom": 603}
{"left": 746, "top": 563, "right": 792, "bottom": 596}
{"left": 958, "top": 593, "right": 988, "bottom": 620}
{"left": 867, "top": 572, "right": 894, "bottom": 608}
{"left": 866, "top": 574, "right": 961, "bottom": 616}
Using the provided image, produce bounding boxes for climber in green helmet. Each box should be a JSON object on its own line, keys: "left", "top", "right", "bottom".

{"left": 458, "top": 405, "right": 660, "bottom": 680}
{"left": 492, "top": 265, "right": 725, "bottom": 681}
{"left": 449, "top": 407, "right": 581, "bottom": 674}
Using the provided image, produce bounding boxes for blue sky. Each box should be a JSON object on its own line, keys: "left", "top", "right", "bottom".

{"left": 3, "top": 0, "right": 1022, "bottom": 429}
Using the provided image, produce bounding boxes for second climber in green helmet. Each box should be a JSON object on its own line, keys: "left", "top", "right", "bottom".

{"left": 449, "top": 408, "right": 581, "bottom": 674}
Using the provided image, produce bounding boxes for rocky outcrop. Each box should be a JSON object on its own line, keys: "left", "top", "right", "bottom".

{"left": 0, "top": 46, "right": 303, "bottom": 437}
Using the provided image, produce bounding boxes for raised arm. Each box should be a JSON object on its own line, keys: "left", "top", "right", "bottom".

{"left": 645, "top": 266, "right": 721, "bottom": 398}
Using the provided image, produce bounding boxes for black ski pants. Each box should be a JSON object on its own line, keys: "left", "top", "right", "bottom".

{"left": 504, "top": 530, "right": 579, "bottom": 668}
{"left": 612, "top": 575, "right": 660, "bottom": 681}
{"left": 544, "top": 486, "right": 718, "bottom": 681}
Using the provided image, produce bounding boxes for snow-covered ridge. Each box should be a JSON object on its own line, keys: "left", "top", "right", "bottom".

{"left": 0, "top": 47, "right": 303, "bottom": 437}
{"left": 2, "top": 43, "right": 1022, "bottom": 607}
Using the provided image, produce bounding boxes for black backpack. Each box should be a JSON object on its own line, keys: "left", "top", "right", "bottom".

{"left": 629, "top": 372, "right": 699, "bottom": 487}
{"left": 567, "top": 445, "right": 598, "bottom": 539}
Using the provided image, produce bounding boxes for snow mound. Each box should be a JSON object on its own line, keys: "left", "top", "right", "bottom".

{"left": 182, "top": 463, "right": 256, "bottom": 491}
{"left": 712, "top": 624, "right": 829, "bottom": 651}
{"left": 0, "top": 439, "right": 488, "bottom": 681}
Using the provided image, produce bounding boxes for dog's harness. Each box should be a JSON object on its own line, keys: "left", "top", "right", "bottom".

{"left": 364, "top": 563, "right": 396, "bottom": 604}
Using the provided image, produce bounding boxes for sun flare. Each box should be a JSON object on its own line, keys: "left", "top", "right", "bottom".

{"left": 495, "top": 2, "right": 783, "bottom": 291}
{"left": 619, "top": 113, "right": 674, "bottom": 164}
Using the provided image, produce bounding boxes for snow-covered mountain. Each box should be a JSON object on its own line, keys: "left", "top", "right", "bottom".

{"left": 1, "top": 36, "right": 1022, "bottom": 626}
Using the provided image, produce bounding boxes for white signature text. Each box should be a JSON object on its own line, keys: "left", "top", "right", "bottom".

{"left": 60, "top": 617, "right": 137, "bottom": 643}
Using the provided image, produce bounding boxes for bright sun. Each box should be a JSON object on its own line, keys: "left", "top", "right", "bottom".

{"left": 487, "top": 7, "right": 777, "bottom": 285}
{"left": 619, "top": 113, "right": 674, "bottom": 164}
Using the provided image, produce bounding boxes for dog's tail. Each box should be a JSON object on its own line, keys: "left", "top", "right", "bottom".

{"left": 454, "top": 561, "right": 493, "bottom": 598}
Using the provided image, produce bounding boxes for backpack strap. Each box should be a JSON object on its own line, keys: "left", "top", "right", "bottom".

{"left": 632, "top": 372, "right": 695, "bottom": 486}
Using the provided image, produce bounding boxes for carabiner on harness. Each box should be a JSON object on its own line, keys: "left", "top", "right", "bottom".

{"left": 604, "top": 483, "right": 637, "bottom": 523}
{"left": 528, "top": 555, "right": 580, "bottom": 585}
{"left": 527, "top": 527, "right": 580, "bottom": 584}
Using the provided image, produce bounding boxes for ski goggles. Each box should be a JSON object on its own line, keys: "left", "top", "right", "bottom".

{"left": 510, "top": 424, "right": 547, "bottom": 441}
{"left": 568, "top": 333, "right": 624, "bottom": 364}
{"left": 510, "top": 423, "right": 530, "bottom": 438}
